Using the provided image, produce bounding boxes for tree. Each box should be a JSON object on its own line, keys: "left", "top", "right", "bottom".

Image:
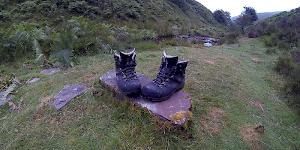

{"left": 243, "top": 7, "right": 258, "bottom": 22}
{"left": 213, "top": 9, "right": 231, "bottom": 25}
{"left": 236, "top": 7, "right": 258, "bottom": 33}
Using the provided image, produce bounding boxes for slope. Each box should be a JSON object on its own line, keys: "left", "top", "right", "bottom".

{"left": 0, "top": 0, "right": 222, "bottom": 35}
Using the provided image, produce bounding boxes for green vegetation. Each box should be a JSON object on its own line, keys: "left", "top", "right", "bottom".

{"left": 213, "top": 9, "right": 231, "bottom": 25}
{"left": 250, "top": 7, "right": 300, "bottom": 107}
{"left": 0, "top": 38, "right": 299, "bottom": 149}
{"left": 0, "top": 1, "right": 299, "bottom": 149}
{"left": 0, "top": 0, "right": 225, "bottom": 66}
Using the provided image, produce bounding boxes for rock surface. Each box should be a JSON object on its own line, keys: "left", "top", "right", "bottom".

{"left": 41, "top": 68, "right": 61, "bottom": 75}
{"left": 27, "top": 78, "right": 41, "bottom": 84}
{"left": 53, "top": 84, "right": 88, "bottom": 110}
{"left": 0, "top": 78, "right": 19, "bottom": 107}
{"left": 99, "top": 70, "right": 192, "bottom": 125}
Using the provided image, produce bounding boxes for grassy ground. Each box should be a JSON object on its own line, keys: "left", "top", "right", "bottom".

{"left": 0, "top": 38, "right": 299, "bottom": 149}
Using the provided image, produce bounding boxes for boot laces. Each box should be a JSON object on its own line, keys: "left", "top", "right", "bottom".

{"left": 122, "top": 65, "right": 137, "bottom": 80}
{"left": 154, "top": 68, "right": 173, "bottom": 85}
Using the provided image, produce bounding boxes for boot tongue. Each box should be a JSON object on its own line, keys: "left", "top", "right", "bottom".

{"left": 165, "top": 56, "right": 178, "bottom": 68}
{"left": 120, "top": 50, "right": 135, "bottom": 64}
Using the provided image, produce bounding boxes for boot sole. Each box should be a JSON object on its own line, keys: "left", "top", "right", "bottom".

{"left": 122, "top": 89, "right": 141, "bottom": 97}
{"left": 143, "top": 87, "right": 183, "bottom": 102}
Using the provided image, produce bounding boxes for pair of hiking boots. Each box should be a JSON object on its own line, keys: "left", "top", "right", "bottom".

{"left": 114, "top": 49, "right": 188, "bottom": 102}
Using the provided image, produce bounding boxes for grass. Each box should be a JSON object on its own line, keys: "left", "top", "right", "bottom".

{"left": 0, "top": 38, "right": 299, "bottom": 149}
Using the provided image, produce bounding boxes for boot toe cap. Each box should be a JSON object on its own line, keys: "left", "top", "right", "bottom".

{"left": 141, "top": 83, "right": 162, "bottom": 98}
{"left": 118, "top": 80, "right": 141, "bottom": 94}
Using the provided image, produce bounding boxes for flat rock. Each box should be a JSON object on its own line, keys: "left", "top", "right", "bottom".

{"left": 41, "top": 68, "right": 61, "bottom": 75}
{"left": 53, "top": 84, "right": 88, "bottom": 110}
{"left": 99, "top": 70, "right": 192, "bottom": 126}
{"left": 0, "top": 92, "right": 12, "bottom": 106}
{"left": 0, "top": 79, "right": 19, "bottom": 107}
{"left": 27, "top": 78, "right": 40, "bottom": 84}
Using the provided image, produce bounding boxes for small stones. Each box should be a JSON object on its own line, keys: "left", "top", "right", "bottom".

{"left": 40, "top": 68, "right": 61, "bottom": 75}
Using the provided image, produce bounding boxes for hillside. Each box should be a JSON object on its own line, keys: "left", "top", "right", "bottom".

{"left": 0, "top": 0, "right": 225, "bottom": 64}
{"left": 264, "top": 8, "right": 300, "bottom": 24}
{"left": 232, "top": 11, "right": 281, "bottom": 21}
{"left": 0, "top": 0, "right": 222, "bottom": 35}
{"left": 252, "top": 7, "right": 300, "bottom": 47}
{"left": 250, "top": 7, "right": 300, "bottom": 109}
{"left": 256, "top": 11, "right": 282, "bottom": 20}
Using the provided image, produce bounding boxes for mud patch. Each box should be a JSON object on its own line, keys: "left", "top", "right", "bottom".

{"left": 240, "top": 124, "right": 265, "bottom": 150}
{"left": 249, "top": 100, "right": 264, "bottom": 112}
{"left": 200, "top": 107, "right": 225, "bottom": 135}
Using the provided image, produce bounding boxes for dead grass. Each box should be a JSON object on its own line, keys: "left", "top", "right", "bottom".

{"left": 33, "top": 95, "right": 54, "bottom": 121}
{"left": 240, "top": 124, "right": 265, "bottom": 150}
{"left": 200, "top": 107, "right": 225, "bottom": 135}
{"left": 249, "top": 100, "right": 264, "bottom": 112}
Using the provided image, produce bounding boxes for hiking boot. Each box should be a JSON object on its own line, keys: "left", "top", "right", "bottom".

{"left": 142, "top": 51, "right": 188, "bottom": 102}
{"left": 114, "top": 49, "right": 141, "bottom": 95}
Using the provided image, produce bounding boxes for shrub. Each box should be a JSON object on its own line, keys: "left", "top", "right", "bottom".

{"left": 68, "top": 1, "right": 88, "bottom": 14}
{"left": 38, "top": 1, "right": 57, "bottom": 17}
{"left": 285, "top": 65, "right": 300, "bottom": 110}
{"left": 287, "top": 66, "right": 300, "bottom": 95}
{"left": 248, "top": 31, "right": 258, "bottom": 38}
{"left": 18, "top": 1, "right": 37, "bottom": 12}
{"left": 0, "top": 11, "right": 10, "bottom": 22}
{"left": 223, "top": 32, "right": 239, "bottom": 44}
{"left": 275, "top": 55, "right": 294, "bottom": 75}
{"left": 262, "top": 35, "right": 278, "bottom": 47}
{"left": 265, "top": 48, "right": 277, "bottom": 55}
{"left": 277, "top": 41, "right": 290, "bottom": 50}
{"left": 51, "top": 49, "right": 77, "bottom": 68}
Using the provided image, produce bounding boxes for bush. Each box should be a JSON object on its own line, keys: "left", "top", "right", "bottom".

{"left": 275, "top": 55, "right": 294, "bottom": 75}
{"left": 277, "top": 41, "right": 290, "bottom": 50}
{"left": 0, "top": 11, "right": 10, "bottom": 22}
{"left": 262, "top": 34, "right": 278, "bottom": 47}
{"left": 285, "top": 65, "right": 300, "bottom": 110}
{"left": 68, "top": 1, "right": 88, "bottom": 14}
{"left": 223, "top": 32, "right": 239, "bottom": 44}
{"left": 248, "top": 31, "right": 258, "bottom": 38}
{"left": 286, "top": 66, "right": 300, "bottom": 95}
{"left": 18, "top": 1, "right": 37, "bottom": 12}
{"left": 38, "top": 1, "right": 57, "bottom": 17}
{"left": 265, "top": 48, "right": 277, "bottom": 55}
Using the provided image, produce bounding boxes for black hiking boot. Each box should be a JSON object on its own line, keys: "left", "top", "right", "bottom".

{"left": 141, "top": 51, "right": 188, "bottom": 102}
{"left": 114, "top": 49, "right": 141, "bottom": 96}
